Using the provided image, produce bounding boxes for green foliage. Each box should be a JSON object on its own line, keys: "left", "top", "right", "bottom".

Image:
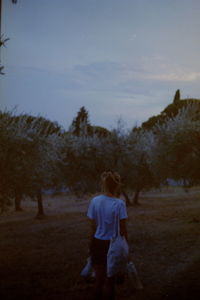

{"left": 142, "top": 115, "right": 164, "bottom": 130}
{"left": 0, "top": 111, "right": 64, "bottom": 211}
{"left": 142, "top": 89, "right": 200, "bottom": 130}
{"left": 70, "top": 106, "right": 90, "bottom": 136}
{"left": 2, "top": 92, "right": 200, "bottom": 209}
{"left": 91, "top": 125, "right": 111, "bottom": 138}
{"left": 162, "top": 98, "right": 200, "bottom": 118}
{"left": 152, "top": 103, "right": 200, "bottom": 186}
{"left": 69, "top": 106, "right": 110, "bottom": 138}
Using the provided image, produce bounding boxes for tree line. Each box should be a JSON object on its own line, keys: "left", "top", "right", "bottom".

{"left": 1, "top": 91, "right": 200, "bottom": 217}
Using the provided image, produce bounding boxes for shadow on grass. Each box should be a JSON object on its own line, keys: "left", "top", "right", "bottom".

{"left": 161, "top": 257, "right": 200, "bottom": 300}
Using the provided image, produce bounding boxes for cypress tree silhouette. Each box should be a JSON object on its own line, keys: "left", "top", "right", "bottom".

{"left": 173, "top": 89, "right": 181, "bottom": 104}
{"left": 70, "top": 106, "right": 90, "bottom": 136}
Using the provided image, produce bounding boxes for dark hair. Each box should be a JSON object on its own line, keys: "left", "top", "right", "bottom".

{"left": 101, "top": 171, "right": 121, "bottom": 195}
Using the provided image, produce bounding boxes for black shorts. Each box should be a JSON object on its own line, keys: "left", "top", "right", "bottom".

{"left": 90, "top": 237, "right": 110, "bottom": 265}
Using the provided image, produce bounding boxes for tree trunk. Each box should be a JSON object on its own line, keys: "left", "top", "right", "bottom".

{"left": 122, "top": 190, "right": 132, "bottom": 206}
{"left": 183, "top": 178, "right": 189, "bottom": 193}
{"left": 35, "top": 189, "right": 45, "bottom": 219}
{"left": 14, "top": 190, "right": 23, "bottom": 211}
{"left": 132, "top": 188, "right": 141, "bottom": 205}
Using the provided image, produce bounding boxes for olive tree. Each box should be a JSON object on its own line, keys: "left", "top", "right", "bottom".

{"left": 153, "top": 103, "right": 200, "bottom": 188}
{"left": 0, "top": 111, "right": 64, "bottom": 217}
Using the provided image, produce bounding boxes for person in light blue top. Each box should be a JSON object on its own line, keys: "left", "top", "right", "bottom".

{"left": 87, "top": 171, "right": 128, "bottom": 300}
{"left": 87, "top": 194, "right": 128, "bottom": 240}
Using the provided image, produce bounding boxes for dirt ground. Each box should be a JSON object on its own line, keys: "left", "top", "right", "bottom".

{"left": 0, "top": 188, "right": 200, "bottom": 300}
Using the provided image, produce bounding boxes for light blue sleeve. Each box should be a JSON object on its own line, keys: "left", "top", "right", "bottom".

{"left": 119, "top": 200, "right": 128, "bottom": 220}
{"left": 87, "top": 198, "right": 95, "bottom": 219}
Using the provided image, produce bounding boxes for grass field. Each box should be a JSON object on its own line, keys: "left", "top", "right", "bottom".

{"left": 0, "top": 188, "right": 200, "bottom": 300}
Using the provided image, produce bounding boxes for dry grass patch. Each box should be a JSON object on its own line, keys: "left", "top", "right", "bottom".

{"left": 0, "top": 189, "right": 200, "bottom": 299}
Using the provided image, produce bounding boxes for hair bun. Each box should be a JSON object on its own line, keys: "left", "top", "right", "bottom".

{"left": 101, "top": 171, "right": 121, "bottom": 185}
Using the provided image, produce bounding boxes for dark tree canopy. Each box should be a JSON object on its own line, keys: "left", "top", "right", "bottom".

{"left": 91, "top": 125, "right": 111, "bottom": 138}
{"left": 141, "top": 90, "right": 200, "bottom": 130}
{"left": 70, "top": 106, "right": 110, "bottom": 137}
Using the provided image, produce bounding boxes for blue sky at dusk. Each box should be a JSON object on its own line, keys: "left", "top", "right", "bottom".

{"left": 1, "top": 0, "right": 200, "bottom": 130}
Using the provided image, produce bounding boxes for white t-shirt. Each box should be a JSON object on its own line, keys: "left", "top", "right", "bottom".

{"left": 87, "top": 194, "right": 128, "bottom": 240}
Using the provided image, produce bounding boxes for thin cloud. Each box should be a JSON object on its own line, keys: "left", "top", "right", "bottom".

{"left": 117, "top": 57, "right": 200, "bottom": 83}
{"left": 147, "top": 72, "right": 200, "bottom": 82}
{"left": 63, "top": 58, "right": 200, "bottom": 99}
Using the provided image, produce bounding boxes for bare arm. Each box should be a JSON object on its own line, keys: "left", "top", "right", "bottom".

{"left": 88, "top": 218, "right": 96, "bottom": 249}
{"left": 120, "top": 219, "right": 128, "bottom": 241}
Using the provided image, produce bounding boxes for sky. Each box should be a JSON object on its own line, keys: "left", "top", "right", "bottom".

{"left": 1, "top": 0, "right": 200, "bottom": 130}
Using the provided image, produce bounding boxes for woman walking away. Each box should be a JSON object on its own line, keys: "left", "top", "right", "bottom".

{"left": 87, "top": 171, "right": 128, "bottom": 300}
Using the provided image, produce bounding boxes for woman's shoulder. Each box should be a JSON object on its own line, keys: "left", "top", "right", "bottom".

{"left": 91, "top": 194, "right": 105, "bottom": 201}
{"left": 116, "top": 197, "right": 126, "bottom": 207}
{"left": 90, "top": 194, "right": 126, "bottom": 205}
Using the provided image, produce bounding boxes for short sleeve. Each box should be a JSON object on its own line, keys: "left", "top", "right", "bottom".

{"left": 87, "top": 198, "right": 95, "bottom": 220}
{"left": 119, "top": 200, "right": 128, "bottom": 220}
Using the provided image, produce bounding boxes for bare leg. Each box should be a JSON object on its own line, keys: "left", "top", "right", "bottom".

{"left": 104, "top": 276, "right": 115, "bottom": 300}
{"left": 92, "top": 264, "right": 106, "bottom": 300}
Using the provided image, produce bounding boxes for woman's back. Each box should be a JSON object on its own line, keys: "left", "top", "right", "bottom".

{"left": 87, "top": 171, "right": 128, "bottom": 300}
{"left": 87, "top": 194, "right": 127, "bottom": 240}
